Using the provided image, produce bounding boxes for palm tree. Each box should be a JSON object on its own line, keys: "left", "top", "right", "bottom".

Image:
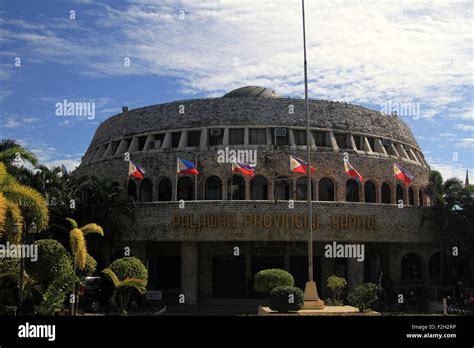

{"left": 102, "top": 268, "right": 146, "bottom": 315}
{"left": 422, "top": 170, "right": 473, "bottom": 281}
{"left": 0, "top": 139, "right": 38, "bottom": 169}
{"left": 0, "top": 270, "right": 42, "bottom": 309}
{"left": 65, "top": 218, "right": 104, "bottom": 315}
{"left": 0, "top": 162, "right": 48, "bottom": 242}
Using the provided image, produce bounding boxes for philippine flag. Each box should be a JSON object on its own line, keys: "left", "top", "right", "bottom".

{"left": 232, "top": 161, "right": 256, "bottom": 177}
{"left": 344, "top": 159, "right": 363, "bottom": 182}
{"left": 129, "top": 161, "right": 145, "bottom": 180}
{"left": 290, "top": 155, "right": 316, "bottom": 174}
{"left": 394, "top": 163, "right": 414, "bottom": 184}
{"left": 177, "top": 158, "right": 199, "bottom": 175}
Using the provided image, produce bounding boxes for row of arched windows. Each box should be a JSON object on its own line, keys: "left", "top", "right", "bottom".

{"left": 128, "top": 175, "right": 424, "bottom": 206}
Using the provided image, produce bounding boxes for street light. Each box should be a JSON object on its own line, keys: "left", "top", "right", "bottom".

{"left": 14, "top": 221, "right": 37, "bottom": 315}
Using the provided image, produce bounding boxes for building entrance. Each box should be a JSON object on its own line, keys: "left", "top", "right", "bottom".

{"left": 212, "top": 255, "right": 246, "bottom": 298}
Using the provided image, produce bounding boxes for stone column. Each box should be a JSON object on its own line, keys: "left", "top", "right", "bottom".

{"left": 181, "top": 241, "right": 198, "bottom": 305}
{"left": 347, "top": 258, "right": 364, "bottom": 292}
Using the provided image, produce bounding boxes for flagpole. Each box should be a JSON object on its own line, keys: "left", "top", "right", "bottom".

{"left": 302, "top": 0, "right": 323, "bottom": 308}
{"left": 126, "top": 161, "right": 130, "bottom": 197}
{"left": 175, "top": 157, "right": 178, "bottom": 201}
{"left": 195, "top": 153, "right": 198, "bottom": 200}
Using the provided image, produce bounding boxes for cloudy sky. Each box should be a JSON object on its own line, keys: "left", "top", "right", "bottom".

{"left": 0, "top": 0, "right": 472, "bottom": 181}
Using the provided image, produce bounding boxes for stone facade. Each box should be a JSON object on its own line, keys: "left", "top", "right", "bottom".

{"left": 76, "top": 88, "right": 439, "bottom": 303}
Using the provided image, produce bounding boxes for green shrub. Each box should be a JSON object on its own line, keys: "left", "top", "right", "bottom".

{"left": 326, "top": 275, "right": 347, "bottom": 305}
{"left": 107, "top": 257, "right": 148, "bottom": 315}
{"left": 26, "top": 239, "right": 74, "bottom": 289}
{"left": 39, "top": 271, "right": 76, "bottom": 316}
{"left": 347, "top": 282, "right": 379, "bottom": 312}
{"left": 109, "top": 257, "right": 148, "bottom": 282}
{"left": 254, "top": 269, "right": 294, "bottom": 294}
{"left": 81, "top": 254, "right": 97, "bottom": 277}
{"left": 269, "top": 286, "right": 304, "bottom": 312}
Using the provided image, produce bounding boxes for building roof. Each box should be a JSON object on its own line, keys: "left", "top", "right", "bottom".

{"left": 88, "top": 88, "right": 420, "bottom": 149}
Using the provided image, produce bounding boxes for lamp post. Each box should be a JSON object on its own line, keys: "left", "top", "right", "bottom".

{"left": 13, "top": 221, "right": 37, "bottom": 315}
{"left": 301, "top": 0, "right": 324, "bottom": 309}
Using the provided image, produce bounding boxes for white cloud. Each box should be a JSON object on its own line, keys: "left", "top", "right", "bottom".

{"left": 430, "top": 162, "right": 472, "bottom": 182}
{"left": 1, "top": 0, "right": 472, "bottom": 122}
{"left": 455, "top": 124, "right": 474, "bottom": 132}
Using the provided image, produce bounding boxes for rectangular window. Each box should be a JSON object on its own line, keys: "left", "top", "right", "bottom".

{"left": 249, "top": 128, "right": 266, "bottom": 145}
{"left": 138, "top": 136, "right": 147, "bottom": 151}
{"left": 313, "top": 131, "right": 327, "bottom": 147}
{"left": 229, "top": 128, "right": 244, "bottom": 145}
{"left": 293, "top": 130, "right": 307, "bottom": 145}
{"left": 271, "top": 128, "right": 289, "bottom": 146}
{"left": 171, "top": 132, "right": 181, "bottom": 148}
{"left": 111, "top": 141, "right": 119, "bottom": 154}
{"left": 209, "top": 129, "right": 223, "bottom": 146}
{"left": 187, "top": 131, "right": 201, "bottom": 147}
{"left": 353, "top": 135, "right": 362, "bottom": 150}
{"left": 367, "top": 137, "right": 375, "bottom": 152}
{"left": 152, "top": 133, "right": 165, "bottom": 149}
{"left": 334, "top": 133, "right": 348, "bottom": 149}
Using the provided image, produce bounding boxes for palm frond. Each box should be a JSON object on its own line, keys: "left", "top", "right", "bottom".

{"left": 80, "top": 223, "right": 104, "bottom": 236}
{"left": 66, "top": 217, "right": 78, "bottom": 229}
{"left": 70, "top": 228, "right": 87, "bottom": 270}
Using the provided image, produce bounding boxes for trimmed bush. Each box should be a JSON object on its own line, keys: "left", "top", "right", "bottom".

{"left": 254, "top": 269, "right": 294, "bottom": 294}
{"left": 326, "top": 275, "right": 347, "bottom": 305}
{"left": 26, "top": 239, "right": 74, "bottom": 289}
{"left": 269, "top": 286, "right": 304, "bottom": 312}
{"left": 109, "top": 257, "right": 148, "bottom": 283}
{"left": 347, "top": 282, "right": 379, "bottom": 312}
{"left": 107, "top": 257, "right": 148, "bottom": 315}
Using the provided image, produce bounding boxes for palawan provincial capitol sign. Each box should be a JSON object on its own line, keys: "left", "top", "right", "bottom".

{"left": 170, "top": 213, "right": 376, "bottom": 231}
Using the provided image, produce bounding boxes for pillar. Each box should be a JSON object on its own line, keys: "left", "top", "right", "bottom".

{"left": 347, "top": 258, "right": 364, "bottom": 291}
{"left": 181, "top": 241, "right": 198, "bottom": 305}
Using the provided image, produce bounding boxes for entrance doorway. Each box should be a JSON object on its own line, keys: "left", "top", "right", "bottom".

{"left": 212, "top": 255, "right": 246, "bottom": 298}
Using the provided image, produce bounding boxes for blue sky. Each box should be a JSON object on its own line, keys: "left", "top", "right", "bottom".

{"left": 0, "top": 0, "right": 472, "bottom": 181}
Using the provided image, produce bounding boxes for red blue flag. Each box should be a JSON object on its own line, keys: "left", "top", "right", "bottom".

{"left": 232, "top": 161, "right": 255, "bottom": 177}
{"left": 344, "top": 159, "right": 363, "bottom": 182}
{"left": 129, "top": 161, "right": 145, "bottom": 180}
{"left": 290, "top": 155, "right": 316, "bottom": 174}
{"left": 177, "top": 158, "right": 199, "bottom": 175}
{"left": 394, "top": 163, "right": 414, "bottom": 184}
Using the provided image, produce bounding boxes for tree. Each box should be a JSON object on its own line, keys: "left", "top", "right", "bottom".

{"left": 103, "top": 257, "right": 148, "bottom": 315}
{"left": 102, "top": 268, "right": 146, "bottom": 315}
{"left": 0, "top": 139, "right": 38, "bottom": 170}
{"left": 254, "top": 269, "right": 294, "bottom": 294}
{"left": 422, "top": 170, "right": 474, "bottom": 281}
{"left": 327, "top": 275, "right": 347, "bottom": 305}
{"left": 0, "top": 162, "right": 49, "bottom": 242}
{"left": 347, "top": 283, "right": 379, "bottom": 312}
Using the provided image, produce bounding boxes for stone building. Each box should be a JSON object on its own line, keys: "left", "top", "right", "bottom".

{"left": 75, "top": 86, "right": 441, "bottom": 304}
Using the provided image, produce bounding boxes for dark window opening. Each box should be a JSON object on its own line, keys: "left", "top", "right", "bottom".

{"left": 250, "top": 176, "right": 268, "bottom": 200}
{"left": 381, "top": 183, "right": 391, "bottom": 204}
{"left": 296, "top": 177, "right": 314, "bottom": 200}
{"left": 271, "top": 128, "right": 289, "bottom": 146}
{"left": 229, "top": 129, "right": 244, "bottom": 145}
{"left": 177, "top": 177, "right": 194, "bottom": 200}
{"left": 209, "top": 129, "right": 224, "bottom": 146}
{"left": 313, "top": 131, "right": 327, "bottom": 147}
{"left": 319, "top": 178, "right": 335, "bottom": 201}
{"left": 227, "top": 175, "right": 245, "bottom": 200}
{"left": 353, "top": 135, "right": 362, "bottom": 150}
{"left": 364, "top": 181, "right": 376, "bottom": 203}
{"left": 158, "top": 178, "right": 172, "bottom": 201}
{"left": 205, "top": 176, "right": 222, "bottom": 200}
{"left": 274, "top": 176, "right": 290, "bottom": 200}
{"left": 171, "top": 132, "right": 181, "bottom": 148}
{"left": 335, "top": 133, "right": 349, "bottom": 149}
{"left": 249, "top": 129, "right": 266, "bottom": 145}
{"left": 187, "top": 131, "right": 201, "bottom": 147}
{"left": 293, "top": 130, "right": 307, "bottom": 146}
{"left": 346, "top": 179, "right": 360, "bottom": 202}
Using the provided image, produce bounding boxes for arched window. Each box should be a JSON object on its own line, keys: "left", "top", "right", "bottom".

{"left": 177, "top": 177, "right": 194, "bottom": 201}
{"left": 381, "top": 183, "right": 391, "bottom": 204}
{"left": 428, "top": 252, "right": 443, "bottom": 279}
{"left": 364, "top": 181, "right": 376, "bottom": 203}
{"left": 274, "top": 176, "right": 290, "bottom": 200}
{"left": 127, "top": 180, "right": 137, "bottom": 200}
{"left": 408, "top": 187, "right": 415, "bottom": 206}
{"left": 419, "top": 189, "right": 423, "bottom": 207}
{"left": 250, "top": 176, "right": 268, "bottom": 200}
{"left": 396, "top": 184, "right": 404, "bottom": 204}
{"left": 401, "top": 253, "right": 422, "bottom": 279}
{"left": 158, "top": 178, "right": 172, "bottom": 201}
{"left": 346, "top": 179, "right": 360, "bottom": 202}
{"left": 227, "top": 175, "right": 245, "bottom": 200}
{"left": 140, "top": 178, "right": 153, "bottom": 202}
{"left": 296, "top": 177, "right": 314, "bottom": 200}
{"left": 318, "top": 178, "right": 335, "bottom": 201}
{"left": 205, "top": 176, "right": 222, "bottom": 200}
